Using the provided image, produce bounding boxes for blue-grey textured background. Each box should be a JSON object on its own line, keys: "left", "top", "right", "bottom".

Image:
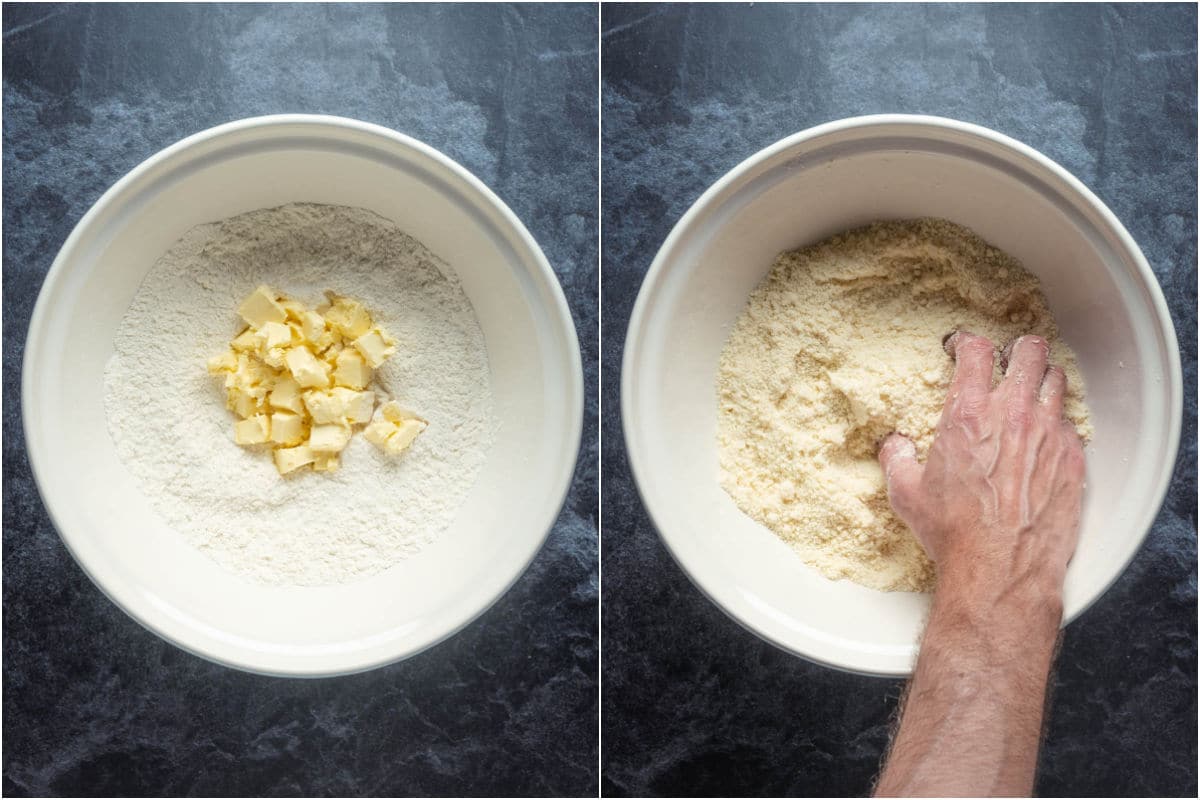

{"left": 602, "top": 3, "right": 1196, "bottom": 797}
{"left": 3, "top": 4, "right": 597, "bottom": 796}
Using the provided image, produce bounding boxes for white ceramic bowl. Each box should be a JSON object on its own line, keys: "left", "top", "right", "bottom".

{"left": 623, "top": 114, "right": 1181, "bottom": 676}
{"left": 23, "top": 115, "right": 582, "bottom": 676}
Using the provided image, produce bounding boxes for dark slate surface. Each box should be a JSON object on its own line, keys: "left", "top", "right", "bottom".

{"left": 601, "top": 4, "right": 1196, "bottom": 797}
{"left": 3, "top": 4, "right": 597, "bottom": 797}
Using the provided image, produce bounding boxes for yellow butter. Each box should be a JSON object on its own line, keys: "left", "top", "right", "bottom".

{"left": 352, "top": 327, "right": 396, "bottom": 368}
{"left": 268, "top": 375, "right": 304, "bottom": 414}
{"left": 309, "top": 423, "right": 351, "bottom": 453}
{"left": 238, "top": 285, "right": 287, "bottom": 328}
{"left": 274, "top": 444, "right": 316, "bottom": 475}
{"left": 364, "top": 401, "right": 426, "bottom": 456}
{"left": 284, "top": 346, "right": 331, "bottom": 389}
{"left": 333, "top": 349, "right": 371, "bottom": 389}
{"left": 312, "top": 452, "right": 340, "bottom": 472}
{"left": 255, "top": 321, "right": 293, "bottom": 350}
{"left": 324, "top": 293, "right": 373, "bottom": 339}
{"left": 234, "top": 414, "right": 271, "bottom": 445}
{"left": 269, "top": 412, "right": 305, "bottom": 446}
{"left": 211, "top": 285, "right": 412, "bottom": 475}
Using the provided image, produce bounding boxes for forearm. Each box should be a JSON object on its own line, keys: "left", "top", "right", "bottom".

{"left": 874, "top": 574, "right": 1063, "bottom": 797}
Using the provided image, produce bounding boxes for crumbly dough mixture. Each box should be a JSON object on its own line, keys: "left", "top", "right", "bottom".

{"left": 717, "top": 219, "right": 1092, "bottom": 592}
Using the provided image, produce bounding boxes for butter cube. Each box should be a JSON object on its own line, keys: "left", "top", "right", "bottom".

{"left": 379, "top": 400, "right": 421, "bottom": 424}
{"left": 228, "top": 387, "right": 262, "bottom": 419}
{"left": 232, "top": 355, "right": 273, "bottom": 399}
{"left": 256, "top": 321, "right": 294, "bottom": 350}
{"left": 234, "top": 414, "right": 271, "bottom": 445}
{"left": 352, "top": 327, "right": 396, "bottom": 368}
{"left": 280, "top": 299, "right": 308, "bottom": 321}
{"left": 269, "top": 412, "right": 305, "bottom": 446}
{"left": 362, "top": 418, "right": 393, "bottom": 449}
{"left": 299, "top": 311, "right": 334, "bottom": 351}
{"left": 386, "top": 418, "right": 426, "bottom": 454}
{"left": 274, "top": 445, "right": 315, "bottom": 475}
{"left": 302, "top": 390, "right": 346, "bottom": 425}
{"left": 305, "top": 388, "right": 375, "bottom": 425}
{"left": 231, "top": 328, "right": 260, "bottom": 352}
{"left": 340, "top": 388, "right": 375, "bottom": 424}
{"left": 309, "top": 423, "right": 351, "bottom": 453}
{"left": 364, "top": 402, "right": 427, "bottom": 456}
{"left": 284, "top": 346, "right": 331, "bottom": 388}
{"left": 238, "top": 285, "right": 287, "bottom": 328}
{"left": 312, "top": 453, "right": 340, "bottom": 473}
{"left": 206, "top": 350, "right": 237, "bottom": 374}
{"left": 333, "top": 349, "right": 371, "bottom": 389}
{"left": 268, "top": 375, "right": 304, "bottom": 414}
{"left": 324, "top": 294, "right": 373, "bottom": 339}
{"left": 262, "top": 347, "right": 287, "bottom": 369}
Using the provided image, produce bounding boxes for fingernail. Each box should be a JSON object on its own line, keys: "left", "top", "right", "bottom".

{"left": 942, "top": 330, "right": 960, "bottom": 358}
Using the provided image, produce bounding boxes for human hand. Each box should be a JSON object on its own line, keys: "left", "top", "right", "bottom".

{"left": 877, "top": 331, "right": 1086, "bottom": 603}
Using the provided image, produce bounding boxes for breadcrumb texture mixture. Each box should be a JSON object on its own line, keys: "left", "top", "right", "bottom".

{"left": 717, "top": 219, "right": 1092, "bottom": 593}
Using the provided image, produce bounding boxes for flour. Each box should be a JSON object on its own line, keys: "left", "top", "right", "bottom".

{"left": 717, "top": 219, "right": 1091, "bottom": 593}
{"left": 104, "top": 203, "right": 495, "bottom": 586}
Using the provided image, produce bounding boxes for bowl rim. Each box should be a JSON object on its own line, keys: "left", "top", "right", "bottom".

{"left": 22, "top": 113, "right": 584, "bottom": 677}
{"left": 621, "top": 113, "right": 1183, "bottom": 677}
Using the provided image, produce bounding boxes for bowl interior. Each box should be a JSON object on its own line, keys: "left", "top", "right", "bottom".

{"left": 625, "top": 120, "right": 1179, "bottom": 675}
{"left": 24, "top": 118, "right": 580, "bottom": 675}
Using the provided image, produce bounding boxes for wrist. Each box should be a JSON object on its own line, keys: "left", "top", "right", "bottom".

{"left": 933, "top": 562, "right": 1064, "bottom": 642}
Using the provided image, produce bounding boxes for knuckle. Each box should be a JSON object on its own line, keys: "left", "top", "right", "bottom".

{"left": 953, "top": 393, "right": 989, "bottom": 422}
{"left": 1004, "top": 402, "right": 1033, "bottom": 428}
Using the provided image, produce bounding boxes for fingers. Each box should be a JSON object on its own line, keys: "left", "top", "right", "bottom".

{"left": 944, "top": 330, "right": 996, "bottom": 402}
{"left": 1038, "top": 365, "right": 1067, "bottom": 416}
{"left": 878, "top": 433, "right": 923, "bottom": 523}
{"left": 1001, "top": 335, "right": 1050, "bottom": 403}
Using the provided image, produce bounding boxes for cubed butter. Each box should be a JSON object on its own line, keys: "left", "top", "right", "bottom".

{"left": 228, "top": 387, "right": 262, "bottom": 419}
{"left": 280, "top": 298, "right": 308, "bottom": 321}
{"left": 268, "top": 375, "right": 304, "bottom": 414}
{"left": 206, "top": 350, "right": 237, "bottom": 374}
{"left": 238, "top": 285, "right": 287, "bottom": 328}
{"left": 309, "top": 423, "right": 351, "bottom": 453}
{"left": 269, "top": 412, "right": 305, "bottom": 446}
{"left": 274, "top": 445, "right": 316, "bottom": 475}
{"left": 379, "top": 400, "right": 420, "bottom": 424}
{"left": 312, "top": 453, "right": 340, "bottom": 472}
{"left": 210, "top": 285, "right": 405, "bottom": 475}
{"left": 302, "top": 390, "right": 346, "bottom": 425}
{"left": 364, "top": 401, "right": 427, "bottom": 456}
{"left": 299, "top": 311, "right": 334, "bottom": 351}
{"left": 231, "top": 328, "right": 259, "bottom": 352}
{"left": 262, "top": 347, "right": 288, "bottom": 369}
{"left": 333, "top": 349, "right": 371, "bottom": 389}
{"left": 324, "top": 294, "right": 373, "bottom": 339}
{"left": 340, "top": 388, "right": 375, "bottom": 424}
{"left": 284, "top": 346, "right": 331, "bottom": 388}
{"left": 353, "top": 327, "right": 396, "bottom": 368}
{"left": 256, "top": 320, "right": 294, "bottom": 350}
{"left": 234, "top": 414, "right": 271, "bottom": 445}
{"left": 385, "top": 418, "right": 426, "bottom": 454}
{"left": 362, "top": 418, "right": 393, "bottom": 449}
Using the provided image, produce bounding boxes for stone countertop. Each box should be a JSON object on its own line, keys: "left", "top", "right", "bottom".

{"left": 2, "top": 4, "right": 597, "bottom": 796}
{"left": 601, "top": 4, "right": 1196, "bottom": 797}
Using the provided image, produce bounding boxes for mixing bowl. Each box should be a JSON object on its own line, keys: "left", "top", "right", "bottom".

{"left": 622, "top": 114, "right": 1181, "bottom": 676}
{"left": 23, "top": 115, "right": 582, "bottom": 676}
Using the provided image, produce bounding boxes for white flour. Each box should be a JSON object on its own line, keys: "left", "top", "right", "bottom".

{"left": 103, "top": 203, "right": 496, "bottom": 586}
